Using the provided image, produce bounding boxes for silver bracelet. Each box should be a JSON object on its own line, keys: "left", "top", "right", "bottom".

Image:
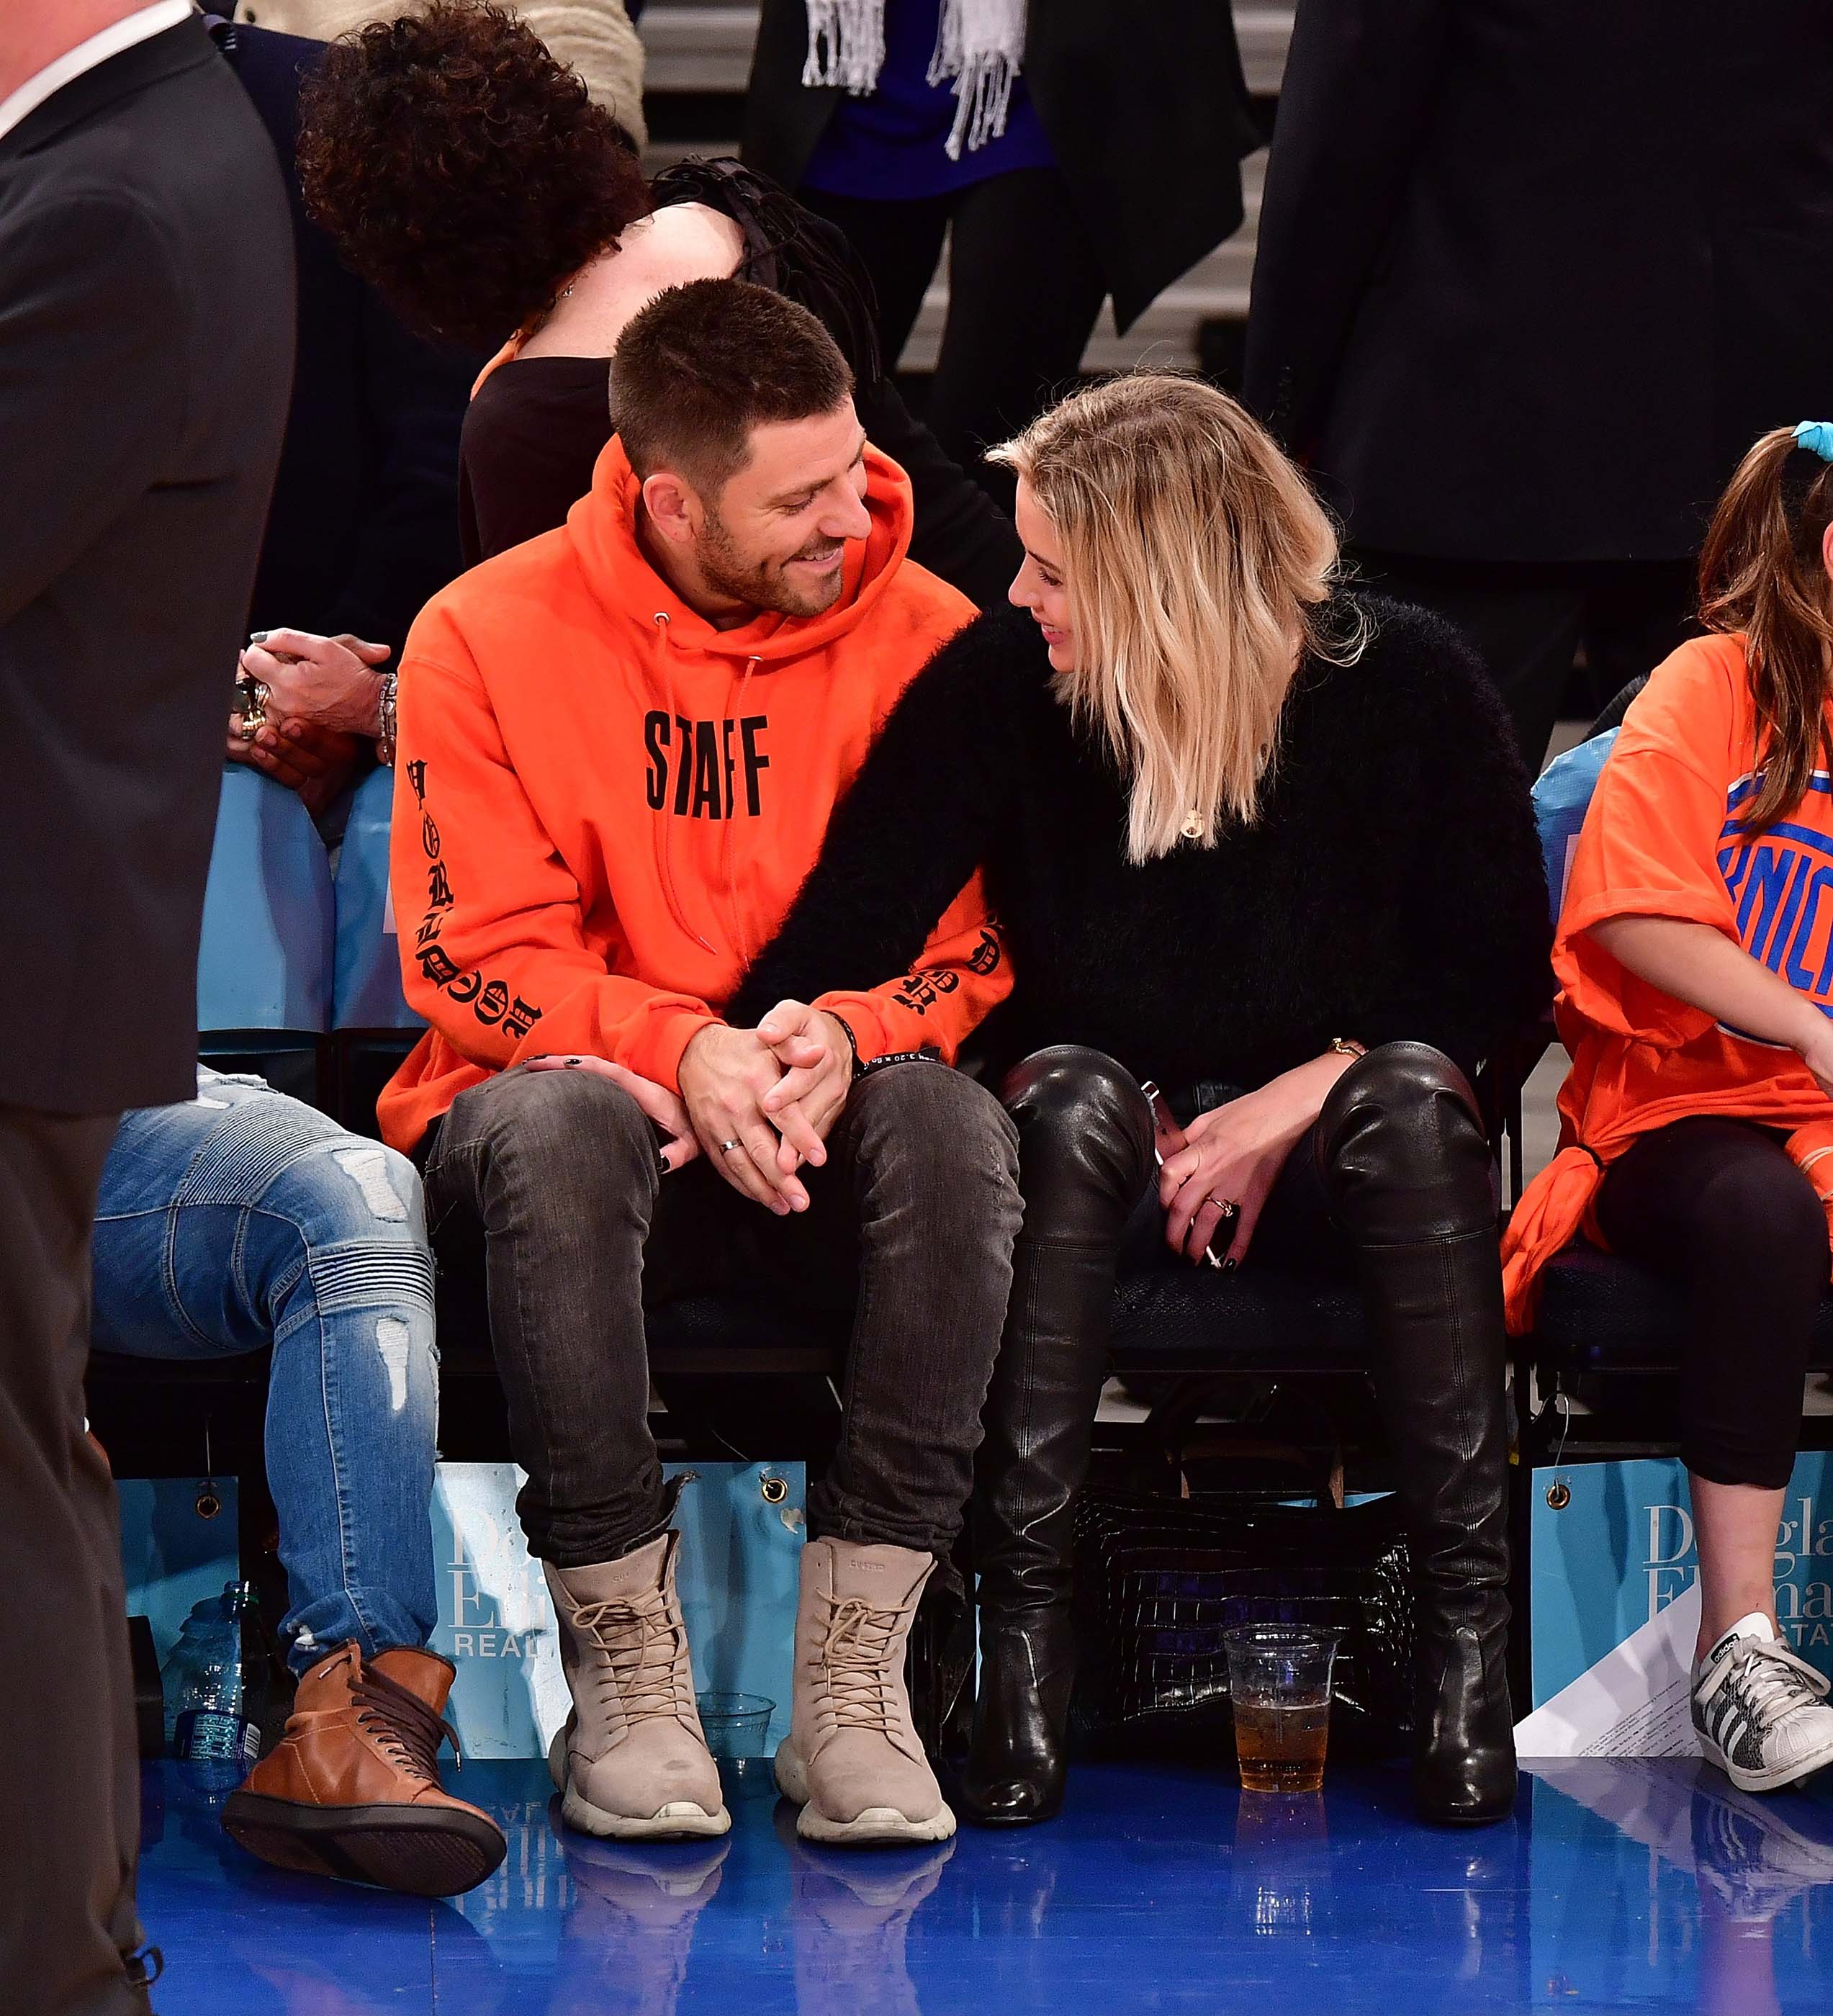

{"left": 377, "top": 669, "right": 399, "bottom": 767}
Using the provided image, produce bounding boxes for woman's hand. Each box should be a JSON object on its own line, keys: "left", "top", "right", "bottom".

{"left": 523, "top": 1053, "right": 702, "bottom": 1171}
{"left": 240, "top": 629, "right": 390, "bottom": 738}
{"left": 1158, "top": 1054, "right": 1354, "bottom": 1266}
{"left": 1799, "top": 1017, "right": 1833, "bottom": 1101}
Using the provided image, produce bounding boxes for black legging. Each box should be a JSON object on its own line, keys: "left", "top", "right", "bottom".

{"left": 1594, "top": 1116, "right": 1825, "bottom": 1489}
{"left": 799, "top": 168, "right": 1107, "bottom": 508}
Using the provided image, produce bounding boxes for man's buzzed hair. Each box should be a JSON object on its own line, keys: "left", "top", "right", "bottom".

{"left": 611, "top": 278, "right": 855, "bottom": 496}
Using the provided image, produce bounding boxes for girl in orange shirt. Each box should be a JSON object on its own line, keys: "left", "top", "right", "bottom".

{"left": 1503, "top": 424, "right": 1833, "bottom": 1794}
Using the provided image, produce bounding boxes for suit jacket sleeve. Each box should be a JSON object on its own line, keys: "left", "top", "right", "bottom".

{"left": 1241, "top": 0, "right": 1449, "bottom": 453}
{"left": 0, "top": 192, "right": 187, "bottom": 628}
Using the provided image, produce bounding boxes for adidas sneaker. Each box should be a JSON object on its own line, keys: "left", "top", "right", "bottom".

{"left": 1691, "top": 1613, "right": 1833, "bottom": 1795}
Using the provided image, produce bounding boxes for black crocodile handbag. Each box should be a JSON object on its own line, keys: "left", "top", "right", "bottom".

{"left": 1068, "top": 1385, "right": 1415, "bottom": 1762}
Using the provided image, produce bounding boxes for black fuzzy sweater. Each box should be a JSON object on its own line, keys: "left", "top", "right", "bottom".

{"left": 731, "top": 598, "right": 1552, "bottom": 1090}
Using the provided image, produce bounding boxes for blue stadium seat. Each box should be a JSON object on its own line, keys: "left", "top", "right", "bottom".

{"left": 197, "top": 765, "right": 334, "bottom": 1034}
{"left": 1532, "top": 729, "right": 1617, "bottom": 925}
{"left": 333, "top": 765, "right": 423, "bottom": 1032}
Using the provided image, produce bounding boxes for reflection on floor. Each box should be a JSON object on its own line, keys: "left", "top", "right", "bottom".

{"left": 136, "top": 1755, "right": 1833, "bottom": 2014}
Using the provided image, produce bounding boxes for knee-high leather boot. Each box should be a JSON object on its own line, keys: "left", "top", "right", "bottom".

{"left": 960, "top": 1048, "right": 1155, "bottom": 1828}
{"left": 1317, "top": 1043, "right": 1518, "bottom": 1827}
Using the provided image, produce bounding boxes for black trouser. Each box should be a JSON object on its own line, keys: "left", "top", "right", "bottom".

{"left": 800, "top": 168, "right": 1107, "bottom": 508}
{"left": 1595, "top": 1117, "right": 1825, "bottom": 1490}
{"left": 0, "top": 1106, "right": 150, "bottom": 2016}
{"left": 424, "top": 1061, "right": 1022, "bottom": 1565}
{"left": 1348, "top": 549, "right": 1698, "bottom": 773}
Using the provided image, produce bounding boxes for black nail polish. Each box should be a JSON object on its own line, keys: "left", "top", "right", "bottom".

{"left": 1222, "top": 1257, "right": 1238, "bottom": 1273}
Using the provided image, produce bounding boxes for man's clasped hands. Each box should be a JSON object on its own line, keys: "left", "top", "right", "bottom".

{"left": 526, "top": 1002, "right": 852, "bottom": 1213}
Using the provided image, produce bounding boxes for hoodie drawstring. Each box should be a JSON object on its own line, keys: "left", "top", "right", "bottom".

{"left": 651, "top": 613, "right": 717, "bottom": 956}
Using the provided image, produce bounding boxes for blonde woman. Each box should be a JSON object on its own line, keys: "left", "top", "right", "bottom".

{"left": 730, "top": 374, "right": 1551, "bottom": 1827}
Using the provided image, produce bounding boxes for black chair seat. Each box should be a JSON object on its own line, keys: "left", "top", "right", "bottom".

{"left": 1532, "top": 1238, "right": 1833, "bottom": 1376}
{"left": 87, "top": 1346, "right": 269, "bottom": 1387}
{"left": 1110, "top": 1266, "right": 1371, "bottom": 1374}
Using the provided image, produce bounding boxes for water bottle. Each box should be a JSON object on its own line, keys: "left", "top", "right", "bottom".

{"left": 162, "top": 1580, "right": 264, "bottom": 1783}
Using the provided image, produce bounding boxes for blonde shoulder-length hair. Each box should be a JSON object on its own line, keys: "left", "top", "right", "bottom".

{"left": 990, "top": 373, "right": 1365, "bottom": 864}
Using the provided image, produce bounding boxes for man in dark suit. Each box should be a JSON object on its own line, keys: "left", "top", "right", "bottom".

{"left": 1244, "top": 0, "right": 1833, "bottom": 768}
{"left": 0, "top": 5, "right": 292, "bottom": 2009}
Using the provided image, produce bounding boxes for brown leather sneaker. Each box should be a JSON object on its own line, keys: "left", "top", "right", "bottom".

{"left": 222, "top": 1644, "right": 506, "bottom": 1896}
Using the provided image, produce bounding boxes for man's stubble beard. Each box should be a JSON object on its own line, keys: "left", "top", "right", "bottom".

{"left": 698, "top": 505, "right": 845, "bottom": 620}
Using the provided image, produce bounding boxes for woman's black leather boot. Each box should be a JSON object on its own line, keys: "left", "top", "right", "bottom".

{"left": 1318, "top": 1043, "right": 1518, "bottom": 1827}
{"left": 962, "top": 1048, "right": 1155, "bottom": 1827}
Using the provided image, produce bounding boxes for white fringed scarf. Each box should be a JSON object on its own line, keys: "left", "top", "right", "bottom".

{"left": 802, "top": 0, "right": 1027, "bottom": 161}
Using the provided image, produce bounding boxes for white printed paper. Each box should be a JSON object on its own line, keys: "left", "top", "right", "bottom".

{"left": 1516, "top": 1581, "right": 1701, "bottom": 1758}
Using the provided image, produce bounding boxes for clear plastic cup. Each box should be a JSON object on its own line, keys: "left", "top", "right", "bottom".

{"left": 697, "top": 1692, "right": 775, "bottom": 1796}
{"left": 1224, "top": 1626, "right": 1338, "bottom": 1794}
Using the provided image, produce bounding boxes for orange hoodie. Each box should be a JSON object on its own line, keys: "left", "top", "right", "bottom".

{"left": 1500, "top": 634, "right": 1833, "bottom": 1329}
{"left": 377, "top": 438, "right": 1009, "bottom": 1154}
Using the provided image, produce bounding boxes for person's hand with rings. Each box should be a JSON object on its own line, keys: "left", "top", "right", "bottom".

{"left": 677, "top": 1022, "right": 809, "bottom": 1214}
{"left": 522, "top": 1055, "right": 701, "bottom": 1171}
{"left": 238, "top": 629, "right": 392, "bottom": 737}
{"left": 1159, "top": 1050, "right": 1362, "bottom": 1267}
{"left": 226, "top": 711, "right": 364, "bottom": 815}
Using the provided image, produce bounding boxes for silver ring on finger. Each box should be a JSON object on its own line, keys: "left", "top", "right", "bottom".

{"left": 1209, "top": 1196, "right": 1240, "bottom": 1218}
{"left": 719, "top": 1140, "right": 743, "bottom": 1154}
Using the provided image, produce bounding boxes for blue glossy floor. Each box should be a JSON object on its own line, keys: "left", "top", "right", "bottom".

{"left": 138, "top": 1755, "right": 1833, "bottom": 2013}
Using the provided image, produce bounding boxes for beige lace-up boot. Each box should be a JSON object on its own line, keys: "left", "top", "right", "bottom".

{"left": 545, "top": 1532, "right": 730, "bottom": 1840}
{"left": 773, "top": 1536, "right": 955, "bottom": 1845}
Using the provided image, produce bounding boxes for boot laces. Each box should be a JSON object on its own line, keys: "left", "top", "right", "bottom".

{"left": 352, "top": 1662, "right": 459, "bottom": 1783}
{"left": 572, "top": 1591, "right": 686, "bottom": 1723}
{"left": 822, "top": 1597, "right": 901, "bottom": 1732}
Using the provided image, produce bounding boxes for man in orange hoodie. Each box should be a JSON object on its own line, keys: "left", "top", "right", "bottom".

{"left": 378, "top": 280, "right": 1022, "bottom": 1849}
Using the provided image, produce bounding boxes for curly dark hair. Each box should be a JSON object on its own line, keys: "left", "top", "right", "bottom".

{"left": 297, "top": 1, "right": 652, "bottom": 350}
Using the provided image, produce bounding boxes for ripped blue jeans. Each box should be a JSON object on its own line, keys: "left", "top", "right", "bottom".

{"left": 92, "top": 1071, "right": 439, "bottom": 1674}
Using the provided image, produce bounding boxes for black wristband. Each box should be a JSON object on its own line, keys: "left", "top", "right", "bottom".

{"left": 827, "top": 1012, "right": 861, "bottom": 1079}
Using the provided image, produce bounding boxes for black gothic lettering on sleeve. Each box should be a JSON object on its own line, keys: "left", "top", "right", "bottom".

{"left": 503, "top": 996, "right": 542, "bottom": 1041}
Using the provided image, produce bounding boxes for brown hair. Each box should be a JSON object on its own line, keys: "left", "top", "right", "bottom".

{"left": 610, "top": 279, "right": 855, "bottom": 496}
{"left": 297, "top": 1, "right": 652, "bottom": 351}
{"left": 1700, "top": 428, "right": 1833, "bottom": 837}
{"left": 990, "top": 374, "right": 1363, "bottom": 863}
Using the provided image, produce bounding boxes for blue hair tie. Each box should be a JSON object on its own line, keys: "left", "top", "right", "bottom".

{"left": 1793, "top": 420, "right": 1833, "bottom": 462}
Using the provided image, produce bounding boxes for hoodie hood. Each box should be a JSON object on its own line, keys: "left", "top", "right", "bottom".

{"left": 567, "top": 436, "right": 917, "bottom": 667}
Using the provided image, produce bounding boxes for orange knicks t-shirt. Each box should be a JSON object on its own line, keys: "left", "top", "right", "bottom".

{"left": 1501, "top": 633, "right": 1833, "bottom": 1329}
